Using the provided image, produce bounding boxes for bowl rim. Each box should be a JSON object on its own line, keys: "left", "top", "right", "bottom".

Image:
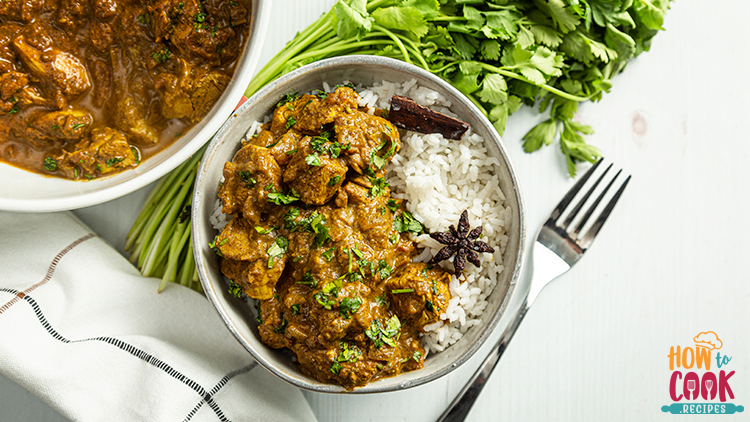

{"left": 0, "top": 0, "right": 271, "bottom": 213}
{"left": 193, "top": 55, "right": 528, "bottom": 393}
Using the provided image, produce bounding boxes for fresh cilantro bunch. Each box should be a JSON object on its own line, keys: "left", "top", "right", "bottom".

{"left": 246, "top": 0, "right": 670, "bottom": 176}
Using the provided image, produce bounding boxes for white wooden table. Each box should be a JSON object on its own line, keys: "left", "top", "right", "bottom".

{"left": 4, "top": 1, "right": 750, "bottom": 420}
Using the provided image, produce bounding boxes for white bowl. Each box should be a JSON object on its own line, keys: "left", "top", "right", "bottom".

{"left": 0, "top": 0, "right": 271, "bottom": 212}
{"left": 192, "top": 56, "right": 527, "bottom": 393}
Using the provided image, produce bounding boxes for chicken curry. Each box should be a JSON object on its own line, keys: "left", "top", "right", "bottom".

{"left": 0, "top": 0, "right": 250, "bottom": 179}
{"left": 214, "top": 86, "right": 453, "bottom": 389}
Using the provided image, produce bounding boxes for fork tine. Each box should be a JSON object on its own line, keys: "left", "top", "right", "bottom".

{"left": 579, "top": 175, "right": 631, "bottom": 250}
{"left": 561, "top": 163, "right": 613, "bottom": 230}
{"left": 549, "top": 159, "right": 603, "bottom": 221}
{"left": 572, "top": 169, "right": 623, "bottom": 236}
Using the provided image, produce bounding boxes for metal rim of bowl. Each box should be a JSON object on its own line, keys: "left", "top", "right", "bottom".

{"left": 0, "top": 0, "right": 271, "bottom": 213}
{"left": 193, "top": 55, "right": 528, "bottom": 393}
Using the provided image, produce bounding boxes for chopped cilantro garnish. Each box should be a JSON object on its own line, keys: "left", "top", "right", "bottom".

{"left": 208, "top": 236, "right": 224, "bottom": 257}
{"left": 277, "top": 92, "right": 299, "bottom": 107}
{"left": 285, "top": 116, "right": 297, "bottom": 130}
{"left": 43, "top": 157, "right": 57, "bottom": 171}
{"left": 267, "top": 189, "right": 300, "bottom": 205}
{"left": 305, "top": 153, "right": 321, "bottom": 166}
{"left": 393, "top": 211, "right": 425, "bottom": 235}
{"left": 327, "top": 175, "right": 341, "bottom": 187}
{"left": 72, "top": 123, "right": 87, "bottom": 130}
{"left": 8, "top": 104, "right": 19, "bottom": 114}
{"left": 375, "top": 294, "right": 389, "bottom": 308}
{"left": 365, "top": 315, "right": 401, "bottom": 348}
{"left": 391, "top": 288, "right": 414, "bottom": 294}
{"left": 266, "top": 236, "right": 289, "bottom": 268}
{"left": 425, "top": 300, "right": 434, "bottom": 312}
{"left": 322, "top": 247, "right": 335, "bottom": 261}
{"left": 106, "top": 157, "right": 124, "bottom": 168}
{"left": 368, "top": 176, "right": 389, "bottom": 197}
{"left": 238, "top": 170, "right": 256, "bottom": 188}
{"left": 253, "top": 225, "right": 276, "bottom": 235}
{"left": 296, "top": 270, "right": 317, "bottom": 287}
{"left": 285, "top": 148, "right": 298, "bottom": 155}
{"left": 227, "top": 280, "right": 243, "bottom": 298}
{"left": 273, "top": 314, "right": 288, "bottom": 333}
{"left": 330, "top": 361, "right": 342, "bottom": 375}
{"left": 386, "top": 199, "right": 399, "bottom": 212}
{"left": 377, "top": 260, "right": 392, "bottom": 279}
{"left": 291, "top": 304, "right": 300, "bottom": 315}
{"left": 152, "top": 47, "right": 171, "bottom": 63}
{"left": 339, "top": 296, "right": 362, "bottom": 319}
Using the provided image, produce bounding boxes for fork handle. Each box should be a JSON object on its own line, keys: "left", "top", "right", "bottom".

{"left": 435, "top": 298, "right": 531, "bottom": 422}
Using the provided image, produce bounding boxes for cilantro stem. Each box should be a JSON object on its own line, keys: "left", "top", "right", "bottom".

{"left": 372, "top": 24, "right": 410, "bottom": 63}
{"left": 477, "top": 63, "right": 593, "bottom": 103}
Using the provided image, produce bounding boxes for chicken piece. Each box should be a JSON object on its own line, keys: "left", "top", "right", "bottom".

{"left": 0, "top": 71, "right": 27, "bottom": 101}
{"left": 386, "top": 263, "right": 451, "bottom": 331}
{"left": 13, "top": 33, "right": 91, "bottom": 100}
{"left": 54, "top": 0, "right": 88, "bottom": 32}
{"left": 218, "top": 143, "right": 283, "bottom": 223}
{"left": 257, "top": 295, "right": 286, "bottom": 348}
{"left": 0, "top": 0, "right": 47, "bottom": 23}
{"left": 0, "top": 23, "right": 23, "bottom": 73}
{"left": 148, "top": 0, "right": 235, "bottom": 62}
{"left": 159, "top": 62, "right": 230, "bottom": 123}
{"left": 335, "top": 109, "right": 400, "bottom": 174}
{"left": 93, "top": 0, "right": 118, "bottom": 20}
{"left": 60, "top": 127, "right": 138, "bottom": 178}
{"left": 88, "top": 58, "right": 111, "bottom": 108}
{"left": 89, "top": 21, "right": 114, "bottom": 52}
{"left": 110, "top": 48, "right": 158, "bottom": 145}
{"left": 270, "top": 88, "right": 359, "bottom": 136}
{"left": 216, "top": 218, "right": 287, "bottom": 300}
{"left": 265, "top": 130, "right": 302, "bottom": 167}
{"left": 283, "top": 137, "right": 347, "bottom": 206}
{"left": 28, "top": 109, "right": 92, "bottom": 140}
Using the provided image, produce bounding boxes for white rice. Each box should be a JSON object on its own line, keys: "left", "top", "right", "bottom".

{"left": 212, "top": 79, "right": 510, "bottom": 355}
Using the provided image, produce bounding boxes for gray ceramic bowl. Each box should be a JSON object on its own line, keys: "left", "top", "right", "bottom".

{"left": 192, "top": 56, "right": 527, "bottom": 393}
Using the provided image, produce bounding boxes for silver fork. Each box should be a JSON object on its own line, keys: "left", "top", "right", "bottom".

{"left": 437, "top": 159, "right": 631, "bottom": 422}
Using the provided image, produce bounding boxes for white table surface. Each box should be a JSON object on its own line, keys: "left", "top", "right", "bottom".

{"left": 4, "top": 1, "right": 750, "bottom": 421}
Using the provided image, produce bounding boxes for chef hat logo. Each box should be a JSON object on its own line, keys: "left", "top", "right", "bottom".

{"left": 694, "top": 331, "right": 723, "bottom": 350}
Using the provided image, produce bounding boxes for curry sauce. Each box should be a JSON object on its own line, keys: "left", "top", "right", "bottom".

{"left": 0, "top": 0, "right": 250, "bottom": 179}
{"left": 214, "top": 86, "right": 453, "bottom": 389}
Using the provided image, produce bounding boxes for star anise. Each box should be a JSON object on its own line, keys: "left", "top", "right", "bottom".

{"left": 428, "top": 210, "right": 495, "bottom": 276}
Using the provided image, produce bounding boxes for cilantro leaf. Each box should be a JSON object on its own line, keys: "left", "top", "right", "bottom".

{"left": 334, "top": 0, "right": 373, "bottom": 40}
{"left": 372, "top": 6, "right": 429, "bottom": 38}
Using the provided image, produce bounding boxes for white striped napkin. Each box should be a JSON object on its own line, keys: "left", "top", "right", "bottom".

{"left": 0, "top": 211, "right": 317, "bottom": 422}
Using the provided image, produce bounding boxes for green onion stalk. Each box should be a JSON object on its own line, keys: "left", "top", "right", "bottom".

{"left": 127, "top": 0, "right": 668, "bottom": 290}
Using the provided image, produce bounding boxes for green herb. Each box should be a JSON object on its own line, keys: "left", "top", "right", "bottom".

{"left": 291, "top": 304, "right": 300, "bottom": 315}
{"left": 305, "top": 153, "right": 321, "bottom": 166}
{"left": 314, "top": 279, "right": 342, "bottom": 310}
{"left": 277, "top": 92, "right": 299, "bottom": 107}
{"left": 327, "top": 175, "right": 341, "bottom": 187}
{"left": 227, "top": 280, "right": 243, "bottom": 298}
{"left": 425, "top": 300, "right": 434, "bottom": 312}
{"left": 293, "top": 256, "right": 303, "bottom": 262}
{"left": 368, "top": 176, "right": 389, "bottom": 197}
{"left": 273, "top": 314, "right": 288, "bottom": 333}
{"left": 337, "top": 342, "right": 361, "bottom": 363}
{"left": 73, "top": 167, "right": 78, "bottom": 179}
{"left": 286, "top": 148, "right": 298, "bottom": 155}
{"left": 8, "top": 104, "right": 19, "bottom": 114}
{"left": 391, "top": 288, "right": 414, "bottom": 294}
{"left": 51, "top": 125, "right": 59, "bottom": 130}
{"left": 370, "top": 136, "right": 396, "bottom": 170}
{"left": 255, "top": 300, "right": 263, "bottom": 324}
{"left": 253, "top": 225, "right": 276, "bottom": 235}
{"left": 348, "top": 273, "right": 362, "bottom": 283}
{"left": 330, "top": 361, "right": 343, "bottom": 375}
{"left": 238, "top": 171, "right": 257, "bottom": 188}
{"left": 365, "top": 315, "right": 401, "bottom": 348}
{"left": 377, "top": 259, "right": 392, "bottom": 280}
{"left": 131, "top": 147, "right": 140, "bottom": 164}
{"left": 297, "top": 270, "right": 317, "bottom": 287}
{"left": 322, "top": 247, "right": 335, "bottom": 261}
{"left": 394, "top": 211, "right": 425, "bottom": 235}
{"left": 375, "top": 294, "right": 389, "bottom": 308}
{"left": 266, "top": 236, "right": 289, "bottom": 268}
{"left": 386, "top": 199, "right": 399, "bottom": 212}
{"left": 390, "top": 233, "right": 398, "bottom": 244}
{"left": 106, "top": 157, "right": 124, "bottom": 168}
{"left": 285, "top": 116, "right": 297, "bottom": 130}
{"left": 339, "top": 296, "right": 362, "bottom": 319}
{"left": 137, "top": 13, "right": 151, "bottom": 26}
{"left": 43, "top": 157, "right": 57, "bottom": 171}
{"left": 152, "top": 47, "right": 171, "bottom": 63}
{"left": 351, "top": 245, "right": 364, "bottom": 259}
{"left": 72, "top": 123, "right": 87, "bottom": 130}
{"left": 84, "top": 173, "right": 94, "bottom": 180}
{"left": 412, "top": 351, "right": 422, "bottom": 362}
{"left": 431, "top": 280, "right": 438, "bottom": 296}
{"left": 267, "top": 189, "right": 300, "bottom": 205}
{"left": 208, "top": 236, "right": 225, "bottom": 257}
